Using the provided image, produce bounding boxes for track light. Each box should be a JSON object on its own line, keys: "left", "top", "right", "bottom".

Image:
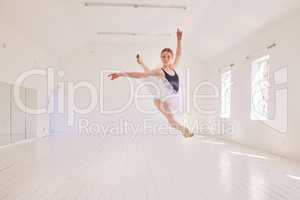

{"left": 267, "top": 42, "right": 276, "bottom": 49}
{"left": 97, "top": 32, "right": 172, "bottom": 37}
{"left": 85, "top": 2, "right": 187, "bottom": 10}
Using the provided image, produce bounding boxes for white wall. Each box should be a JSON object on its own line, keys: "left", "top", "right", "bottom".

{"left": 0, "top": 27, "right": 55, "bottom": 137}
{"left": 205, "top": 10, "right": 300, "bottom": 161}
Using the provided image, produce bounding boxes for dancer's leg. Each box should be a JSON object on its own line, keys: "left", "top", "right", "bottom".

{"left": 153, "top": 99, "right": 193, "bottom": 138}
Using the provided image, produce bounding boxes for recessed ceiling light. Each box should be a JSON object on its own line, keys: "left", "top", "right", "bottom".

{"left": 85, "top": 2, "right": 187, "bottom": 10}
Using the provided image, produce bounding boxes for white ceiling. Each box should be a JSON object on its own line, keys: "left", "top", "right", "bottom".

{"left": 1, "top": 0, "right": 300, "bottom": 63}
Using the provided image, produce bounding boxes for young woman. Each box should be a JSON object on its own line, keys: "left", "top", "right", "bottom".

{"left": 108, "top": 29, "right": 193, "bottom": 138}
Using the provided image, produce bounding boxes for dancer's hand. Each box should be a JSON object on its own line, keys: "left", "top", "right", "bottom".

{"left": 136, "top": 54, "right": 144, "bottom": 65}
{"left": 108, "top": 73, "right": 122, "bottom": 80}
{"left": 176, "top": 28, "right": 183, "bottom": 41}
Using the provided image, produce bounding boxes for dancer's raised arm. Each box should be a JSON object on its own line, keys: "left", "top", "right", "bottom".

{"left": 108, "top": 68, "right": 162, "bottom": 80}
{"left": 173, "top": 28, "right": 183, "bottom": 68}
{"left": 136, "top": 54, "right": 150, "bottom": 72}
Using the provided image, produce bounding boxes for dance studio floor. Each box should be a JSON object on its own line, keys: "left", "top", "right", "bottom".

{"left": 0, "top": 134, "right": 300, "bottom": 200}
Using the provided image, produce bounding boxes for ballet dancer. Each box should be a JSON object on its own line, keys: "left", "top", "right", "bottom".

{"left": 108, "top": 28, "right": 193, "bottom": 138}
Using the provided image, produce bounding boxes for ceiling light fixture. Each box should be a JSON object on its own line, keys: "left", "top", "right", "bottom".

{"left": 85, "top": 2, "right": 187, "bottom": 10}
{"left": 97, "top": 32, "right": 172, "bottom": 37}
{"left": 267, "top": 42, "right": 276, "bottom": 49}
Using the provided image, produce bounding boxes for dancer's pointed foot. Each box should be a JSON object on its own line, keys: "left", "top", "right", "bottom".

{"left": 182, "top": 129, "right": 194, "bottom": 138}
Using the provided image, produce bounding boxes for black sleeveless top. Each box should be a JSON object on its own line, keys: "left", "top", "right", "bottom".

{"left": 161, "top": 68, "right": 179, "bottom": 93}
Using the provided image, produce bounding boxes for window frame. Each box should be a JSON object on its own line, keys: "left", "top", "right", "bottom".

{"left": 250, "top": 55, "right": 271, "bottom": 121}
{"left": 220, "top": 69, "right": 232, "bottom": 119}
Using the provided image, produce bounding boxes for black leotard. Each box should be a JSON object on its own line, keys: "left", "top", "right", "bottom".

{"left": 161, "top": 68, "right": 179, "bottom": 93}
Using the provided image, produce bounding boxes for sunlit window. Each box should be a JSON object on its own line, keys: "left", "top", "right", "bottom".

{"left": 251, "top": 55, "right": 270, "bottom": 120}
{"left": 221, "top": 70, "right": 231, "bottom": 118}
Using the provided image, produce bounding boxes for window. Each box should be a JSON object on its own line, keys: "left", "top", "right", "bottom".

{"left": 221, "top": 70, "right": 231, "bottom": 118}
{"left": 251, "top": 55, "right": 270, "bottom": 120}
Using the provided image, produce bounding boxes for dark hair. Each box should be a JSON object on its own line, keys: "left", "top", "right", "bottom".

{"left": 161, "top": 48, "right": 173, "bottom": 56}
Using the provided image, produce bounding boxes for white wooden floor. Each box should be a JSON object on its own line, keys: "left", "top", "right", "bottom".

{"left": 0, "top": 134, "right": 300, "bottom": 200}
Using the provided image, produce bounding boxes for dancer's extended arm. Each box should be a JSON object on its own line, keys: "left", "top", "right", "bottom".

{"left": 108, "top": 68, "right": 162, "bottom": 80}
{"left": 173, "top": 28, "right": 183, "bottom": 69}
